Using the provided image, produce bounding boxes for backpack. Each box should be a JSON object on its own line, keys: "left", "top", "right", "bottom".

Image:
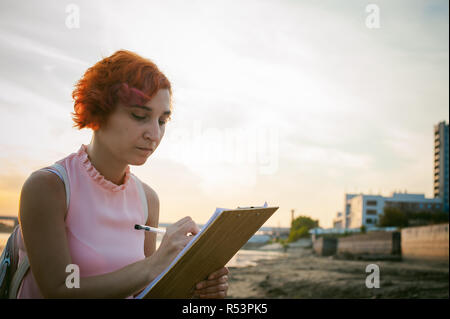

{"left": 0, "top": 163, "right": 148, "bottom": 299}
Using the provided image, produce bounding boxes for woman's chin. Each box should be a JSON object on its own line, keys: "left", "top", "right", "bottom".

{"left": 129, "top": 158, "right": 148, "bottom": 166}
{"left": 129, "top": 155, "right": 150, "bottom": 166}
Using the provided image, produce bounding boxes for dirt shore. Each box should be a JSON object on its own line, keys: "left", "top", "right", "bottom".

{"left": 227, "top": 247, "right": 449, "bottom": 299}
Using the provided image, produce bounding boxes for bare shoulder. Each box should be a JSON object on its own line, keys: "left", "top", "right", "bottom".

{"left": 141, "top": 182, "right": 159, "bottom": 205}
{"left": 19, "top": 169, "right": 67, "bottom": 223}
{"left": 21, "top": 169, "right": 66, "bottom": 201}
{"left": 140, "top": 181, "right": 160, "bottom": 226}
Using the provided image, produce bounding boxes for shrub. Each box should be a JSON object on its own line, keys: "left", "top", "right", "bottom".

{"left": 287, "top": 216, "right": 319, "bottom": 243}
{"left": 378, "top": 207, "right": 408, "bottom": 227}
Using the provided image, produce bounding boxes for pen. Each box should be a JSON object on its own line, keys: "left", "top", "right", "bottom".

{"left": 134, "top": 224, "right": 166, "bottom": 234}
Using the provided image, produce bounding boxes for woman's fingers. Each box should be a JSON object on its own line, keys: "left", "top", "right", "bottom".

{"left": 159, "top": 216, "right": 199, "bottom": 257}
{"left": 194, "top": 281, "right": 228, "bottom": 298}
{"left": 170, "top": 216, "right": 200, "bottom": 236}
{"left": 195, "top": 282, "right": 228, "bottom": 294}
{"left": 172, "top": 216, "right": 193, "bottom": 228}
{"left": 194, "top": 270, "right": 230, "bottom": 299}
{"left": 196, "top": 291, "right": 227, "bottom": 299}
{"left": 164, "top": 217, "right": 199, "bottom": 247}
{"left": 196, "top": 275, "right": 228, "bottom": 290}
{"left": 180, "top": 219, "right": 200, "bottom": 236}
{"left": 208, "top": 267, "right": 229, "bottom": 280}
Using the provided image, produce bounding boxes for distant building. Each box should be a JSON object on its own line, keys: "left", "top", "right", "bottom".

{"left": 333, "top": 194, "right": 358, "bottom": 229}
{"left": 332, "top": 212, "right": 343, "bottom": 228}
{"left": 333, "top": 192, "right": 443, "bottom": 229}
{"left": 434, "top": 121, "right": 449, "bottom": 212}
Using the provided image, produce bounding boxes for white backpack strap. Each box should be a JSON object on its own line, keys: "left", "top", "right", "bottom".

{"left": 131, "top": 175, "right": 148, "bottom": 224}
{"left": 49, "top": 163, "right": 70, "bottom": 211}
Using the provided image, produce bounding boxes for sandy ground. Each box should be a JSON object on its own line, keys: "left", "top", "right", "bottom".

{"left": 227, "top": 247, "right": 449, "bottom": 299}
{"left": 2, "top": 235, "right": 447, "bottom": 299}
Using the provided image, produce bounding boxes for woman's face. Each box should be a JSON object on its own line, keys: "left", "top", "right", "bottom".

{"left": 97, "top": 88, "right": 171, "bottom": 165}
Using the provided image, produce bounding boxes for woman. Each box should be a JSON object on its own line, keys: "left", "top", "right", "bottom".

{"left": 17, "top": 50, "right": 229, "bottom": 298}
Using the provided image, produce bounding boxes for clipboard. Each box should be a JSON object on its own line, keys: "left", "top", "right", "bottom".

{"left": 137, "top": 206, "right": 279, "bottom": 299}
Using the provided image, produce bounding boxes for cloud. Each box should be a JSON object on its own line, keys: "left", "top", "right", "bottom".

{"left": 284, "top": 142, "right": 373, "bottom": 170}
{"left": 0, "top": 0, "right": 447, "bottom": 227}
{"left": 0, "top": 31, "right": 89, "bottom": 68}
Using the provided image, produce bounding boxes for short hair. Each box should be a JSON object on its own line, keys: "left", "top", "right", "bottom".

{"left": 72, "top": 50, "right": 172, "bottom": 130}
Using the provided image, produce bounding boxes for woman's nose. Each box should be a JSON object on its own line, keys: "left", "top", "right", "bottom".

{"left": 143, "top": 121, "right": 160, "bottom": 142}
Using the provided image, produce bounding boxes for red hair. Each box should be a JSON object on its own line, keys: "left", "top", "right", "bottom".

{"left": 72, "top": 50, "right": 172, "bottom": 130}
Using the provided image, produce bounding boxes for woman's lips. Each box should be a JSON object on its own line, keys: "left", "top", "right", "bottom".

{"left": 136, "top": 147, "right": 153, "bottom": 153}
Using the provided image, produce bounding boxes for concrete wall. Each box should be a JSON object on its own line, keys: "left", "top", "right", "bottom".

{"left": 401, "top": 223, "right": 449, "bottom": 261}
{"left": 337, "top": 231, "right": 401, "bottom": 257}
{"left": 313, "top": 237, "right": 337, "bottom": 256}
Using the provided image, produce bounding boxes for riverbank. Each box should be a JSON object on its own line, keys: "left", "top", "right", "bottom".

{"left": 3, "top": 233, "right": 448, "bottom": 298}
{"left": 227, "top": 246, "right": 449, "bottom": 299}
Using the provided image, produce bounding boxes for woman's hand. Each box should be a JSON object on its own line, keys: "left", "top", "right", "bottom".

{"left": 193, "top": 267, "right": 229, "bottom": 299}
{"left": 152, "top": 216, "right": 200, "bottom": 274}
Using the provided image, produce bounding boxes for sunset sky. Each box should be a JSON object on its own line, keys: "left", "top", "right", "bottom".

{"left": 0, "top": 0, "right": 448, "bottom": 228}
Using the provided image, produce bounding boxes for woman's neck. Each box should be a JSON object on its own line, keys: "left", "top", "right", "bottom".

{"left": 85, "top": 138, "right": 128, "bottom": 186}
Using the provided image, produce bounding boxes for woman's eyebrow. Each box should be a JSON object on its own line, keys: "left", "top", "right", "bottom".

{"left": 131, "top": 104, "right": 171, "bottom": 116}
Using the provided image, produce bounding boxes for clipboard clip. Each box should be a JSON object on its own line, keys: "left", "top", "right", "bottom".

{"left": 236, "top": 201, "right": 268, "bottom": 209}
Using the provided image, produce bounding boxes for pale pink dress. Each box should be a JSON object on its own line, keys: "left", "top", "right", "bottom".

{"left": 16, "top": 144, "right": 147, "bottom": 298}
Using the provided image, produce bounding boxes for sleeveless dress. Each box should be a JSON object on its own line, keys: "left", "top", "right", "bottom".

{"left": 16, "top": 144, "right": 147, "bottom": 298}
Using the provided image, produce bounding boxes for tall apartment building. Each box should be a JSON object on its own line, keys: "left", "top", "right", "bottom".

{"left": 434, "top": 121, "right": 449, "bottom": 212}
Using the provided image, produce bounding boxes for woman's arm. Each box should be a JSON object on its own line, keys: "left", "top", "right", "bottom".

{"left": 141, "top": 183, "right": 159, "bottom": 258}
{"left": 19, "top": 171, "right": 197, "bottom": 298}
{"left": 131, "top": 183, "right": 159, "bottom": 298}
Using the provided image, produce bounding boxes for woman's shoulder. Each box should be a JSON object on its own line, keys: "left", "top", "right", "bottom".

{"left": 24, "top": 169, "right": 65, "bottom": 192}
{"left": 140, "top": 181, "right": 159, "bottom": 205}
{"left": 138, "top": 181, "right": 159, "bottom": 225}
{"left": 19, "top": 170, "right": 67, "bottom": 221}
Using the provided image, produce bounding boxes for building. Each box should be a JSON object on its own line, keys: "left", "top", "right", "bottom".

{"left": 434, "top": 121, "right": 449, "bottom": 212}
{"left": 333, "top": 194, "right": 358, "bottom": 229}
{"left": 333, "top": 192, "right": 443, "bottom": 229}
{"left": 332, "top": 212, "right": 343, "bottom": 228}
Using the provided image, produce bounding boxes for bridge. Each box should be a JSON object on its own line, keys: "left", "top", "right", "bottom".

{"left": 256, "top": 226, "right": 290, "bottom": 238}
{"left": 159, "top": 223, "right": 290, "bottom": 238}
{"left": 0, "top": 219, "right": 291, "bottom": 237}
{"left": 0, "top": 216, "right": 19, "bottom": 227}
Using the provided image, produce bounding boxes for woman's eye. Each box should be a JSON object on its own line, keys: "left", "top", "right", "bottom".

{"left": 159, "top": 120, "right": 166, "bottom": 126}
{"left": 132, "top": 113, "right": 146, "bottom": 120}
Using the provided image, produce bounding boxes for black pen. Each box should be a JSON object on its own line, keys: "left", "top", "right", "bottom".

{"left": 134, "top": 224, "right": 166, "bottom": 234}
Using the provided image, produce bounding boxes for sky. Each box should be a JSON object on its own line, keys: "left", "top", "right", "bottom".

{"left": 0, "top": 0, "right": 448, "bottom": 228}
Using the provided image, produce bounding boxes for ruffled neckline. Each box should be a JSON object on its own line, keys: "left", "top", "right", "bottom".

{"left": 77, "top": 144, "right": 131, "bottom": 192}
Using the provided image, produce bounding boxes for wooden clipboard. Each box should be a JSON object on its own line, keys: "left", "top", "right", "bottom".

{"left": 140, "top": 206, "right": 279, "bottom": 299}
